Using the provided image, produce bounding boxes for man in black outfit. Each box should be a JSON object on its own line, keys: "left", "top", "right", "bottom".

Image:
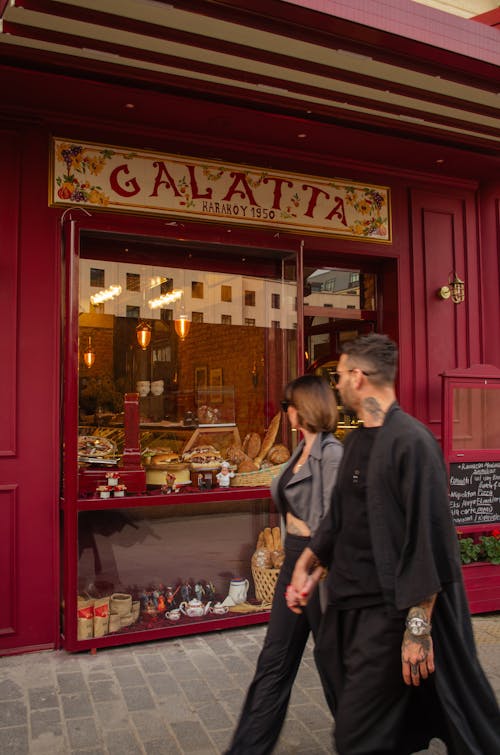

{"left": 287, "top": 334, "right": 500, "bottom": 755}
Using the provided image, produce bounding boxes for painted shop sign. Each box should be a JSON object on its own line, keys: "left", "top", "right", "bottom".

{"left": 50, "top": 138, "right": 391, "bottom": 241}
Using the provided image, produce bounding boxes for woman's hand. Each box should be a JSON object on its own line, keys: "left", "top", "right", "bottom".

{"left": 286, "top": 547, "right": 323, "bottom": 613}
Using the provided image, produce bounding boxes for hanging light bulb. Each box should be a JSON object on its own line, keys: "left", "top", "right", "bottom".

{"left": 174, "top": 314, "right": 191, "bottom": 340}
{"left": 83, "top": 336, "right": 95, "bottom": 369}
{"left": 136, "top": 321, "right": 152, "bottom": 350}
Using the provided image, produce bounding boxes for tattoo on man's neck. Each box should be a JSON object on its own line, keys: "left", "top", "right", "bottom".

{"left": 363, "top": 397, "right": 385, "bottom": 421}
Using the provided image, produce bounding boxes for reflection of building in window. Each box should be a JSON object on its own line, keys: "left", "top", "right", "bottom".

{"left": 245, "top": 290, "right": 256, "bottom": 307}
{"left": 221, "top": 314, "right": 232, "bottom": 325}
{"left": 271, "top": 293, "right": 280, "bottom": 309}
{"left": 160, "top": 309, "right": 173, "bottom": 322}
{"left": 126, "top": 272, "right": 141, "bottom": 292}
{"left": 90, "top": 301, "right": 105, "bottom": 314}
{"left": 272, "top": 320, "right": 280, "bottom": 328}
{"left": 245, "top": 318, "right": 256, "bottom": 326}
{"left": 321, "top": 277, "right": 336, "bottom": 292}
{"left": 79, "top": 259, "right": 299, "bottom": 328}
{"left": 90, "top": 267, "right": 105, "bottom": 287}
{"left": 221, "top": 285, "right": 232, "bottom": 302}
{"left": 349, "top": 272, "right": 360, "bottom": 286}
{"left": 192, "top": 281, "right": 204, "bottom": 298}
{"left": 126, "top": 305, "right": 140, "bottom": 318}
{"left": 192, "top": 311, "right": 204, "bottom": 323}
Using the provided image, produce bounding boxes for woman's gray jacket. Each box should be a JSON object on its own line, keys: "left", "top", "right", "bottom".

{"left": 270, "top": 431, "right": 343, "bottom": 536}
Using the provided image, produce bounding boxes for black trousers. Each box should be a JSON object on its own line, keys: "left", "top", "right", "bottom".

{"left": 226, "top": 534, "right": 326, "bottom": 755}
{"left": 314, "top": 604, "right": 450, "bottom": 755}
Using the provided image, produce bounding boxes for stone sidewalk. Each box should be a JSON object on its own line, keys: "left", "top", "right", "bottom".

{"left": 1, "top": 615, "right": 499, "bottom": 755}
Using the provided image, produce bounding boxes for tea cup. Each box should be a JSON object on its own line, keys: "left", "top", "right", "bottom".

{"left": 136, "top": 380, "right": 150, "bottom": 397}
{"left": 151, "top": 380, "right": 164, "bottom": 396}
{"left": 165, "top": 608, "right": 181, "bottom": 621}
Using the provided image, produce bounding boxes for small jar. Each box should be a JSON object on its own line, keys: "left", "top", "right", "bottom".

{"left": 113, "top": 485, "right": 126, "bottom": 497}
{"left": 96, "top": 485, "right": 111, "bottom": 499}
{"left": 106, "top": 472, "right": 120, "bottom": 486}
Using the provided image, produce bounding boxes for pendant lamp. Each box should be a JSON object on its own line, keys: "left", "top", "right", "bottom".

{"left": 83, "top": 336, "right": 96, "bottom": 369}
{"left": 174, "top": 313, "right": 191, "bottom": 340}
{"left": 136, "top": 321, "right": 152, "bottom": 350}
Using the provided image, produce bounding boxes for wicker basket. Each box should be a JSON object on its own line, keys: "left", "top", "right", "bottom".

{"left": 231, "top": 463, "right": 285, "bottom": 488}
{"left": 252, "top": 565, "right": 280, "bottom": 603}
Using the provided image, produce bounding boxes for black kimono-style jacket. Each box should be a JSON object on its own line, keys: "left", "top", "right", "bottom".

{"left": 311, "top": 402, "right": 500, "bottom": 755}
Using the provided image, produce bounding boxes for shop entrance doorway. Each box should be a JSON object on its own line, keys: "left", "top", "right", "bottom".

{"left": 304, "top": 265, "right": 378, "bottom": 371}
{"left": 302, "top": 264, "right": 384, "bottom": 435}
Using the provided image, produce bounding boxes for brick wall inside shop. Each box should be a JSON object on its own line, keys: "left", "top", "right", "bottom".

{"left": 177, "top": 322, "right": 268, "bottom": 448}
{"left": 79, "top": 318, "right": 123, "bottom": 418}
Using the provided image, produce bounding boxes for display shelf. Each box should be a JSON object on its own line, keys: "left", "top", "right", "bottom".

{"left": 75, "top": 487, "right": 272, "bottom": 510}
{"left": 65, "top": 609, "right": 270, "bottom": 653}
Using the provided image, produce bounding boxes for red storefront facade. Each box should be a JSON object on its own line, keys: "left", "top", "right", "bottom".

{"left": 1, "top": 0, "right": 499, "bottom": 655}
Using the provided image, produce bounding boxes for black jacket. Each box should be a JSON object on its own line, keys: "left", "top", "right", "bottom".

{"left": 311, "top": 402, "right": 500, "bottom": 755}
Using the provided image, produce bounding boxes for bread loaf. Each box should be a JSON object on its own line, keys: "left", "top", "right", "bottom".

{"left": 251, "top": 548, "right": 272, "bottom": 569}
{"left": 237, "top": 459, "right": 259, "bottom": 473}
{"left": 267, "top": 444, "right": 290, "bottom": 465}
{"left": 150, "top": 452, "right": 180, "bottom": 465}
{"left": 243, "top": 432, "right": 262, "bottom": 460}
{"left": 254, "top": 413, "right": 281, "bottom": 467}
{"left": 271, "top": 549, "right": 285, "bottom": 568}
{"left": 226, "top": 445, "right": 248, "bottom": 465}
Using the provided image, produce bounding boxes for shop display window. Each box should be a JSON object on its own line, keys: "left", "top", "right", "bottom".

{"left": 76, "top": 500, "right": 275, "bottom": 641}
{"left": 76, "top": 238, "right": 298, "bottom": 498}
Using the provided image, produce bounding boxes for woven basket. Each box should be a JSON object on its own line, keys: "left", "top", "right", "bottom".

{"left": 231, "top": 463, "right": 285, "bottom": 488}
{"left": 252, "top": 565, "right": 280, "bottom": 603}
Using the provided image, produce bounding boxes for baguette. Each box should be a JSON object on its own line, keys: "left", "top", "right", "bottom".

{"left": 263, "top": 527, "right": 274, "bottom": 551}
{"left": 272, "top": 526, "right": 281, "bottom": 551}
{"left": 254, "top": 413, "right": 281, "bottom": 467}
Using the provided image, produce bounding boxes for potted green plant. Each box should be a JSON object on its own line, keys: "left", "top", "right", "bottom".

{"left": 478, "top": 529, "right": 500, "bottom": 565}
{"left": 458, "top": 528, "right": 500, "bottom": 613}
{"left": 458, "top": 528, "right": 500, "bottom": 565}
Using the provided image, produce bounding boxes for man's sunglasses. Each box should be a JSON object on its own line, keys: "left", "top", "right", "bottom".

{"left": 280, "top": 399, "right": 292, "bottom": 412}
{"left": 332, "top": 368, "right": 378, "bottom": 385}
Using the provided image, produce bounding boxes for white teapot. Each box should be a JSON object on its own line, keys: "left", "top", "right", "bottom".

{"left": 179, "top": 599, "right": 211, "bottom": 618}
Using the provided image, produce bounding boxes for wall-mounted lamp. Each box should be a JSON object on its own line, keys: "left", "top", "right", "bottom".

{"left": 136, "top": 321, "right": 152, "bottom": 350}
{"left": 174, "top": 314, "right": 191, "bottom": 340}
{"left": 83, "top": 336, "right": 95, "bottom": 369}
{"left": 251, "top": 360, "right": 258, "bottom": 388}
{"left": 437, "top": 272, "right": 465, "bottom": 304}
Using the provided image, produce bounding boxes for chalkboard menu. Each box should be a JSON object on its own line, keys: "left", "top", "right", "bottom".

{"left": 449, "top": 462, "right": 500, "bottom": 525}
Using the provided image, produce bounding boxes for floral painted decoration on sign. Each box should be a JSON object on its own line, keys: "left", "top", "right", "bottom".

{"left": 55, "top": 143, "right": 117, "bottom": 205}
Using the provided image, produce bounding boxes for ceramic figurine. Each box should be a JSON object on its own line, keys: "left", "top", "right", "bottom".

{"left": 205, "top": 581, "right": 216, "bottom": 602}
{"left": 157, "top": 594, "right": 166, "bottom": 612}
{"left": 216, "top": 461, "right": 234, "bottom": 487}
{"left": 194, "top": 582, "right": 205, "bottom": 601}
{"left": 181, "top": 582, "right": 192, "bottom": 603}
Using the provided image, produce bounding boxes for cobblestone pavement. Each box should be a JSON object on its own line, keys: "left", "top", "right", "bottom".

{"left": 1, "top": 614, "right": 499, "bottom": 754}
